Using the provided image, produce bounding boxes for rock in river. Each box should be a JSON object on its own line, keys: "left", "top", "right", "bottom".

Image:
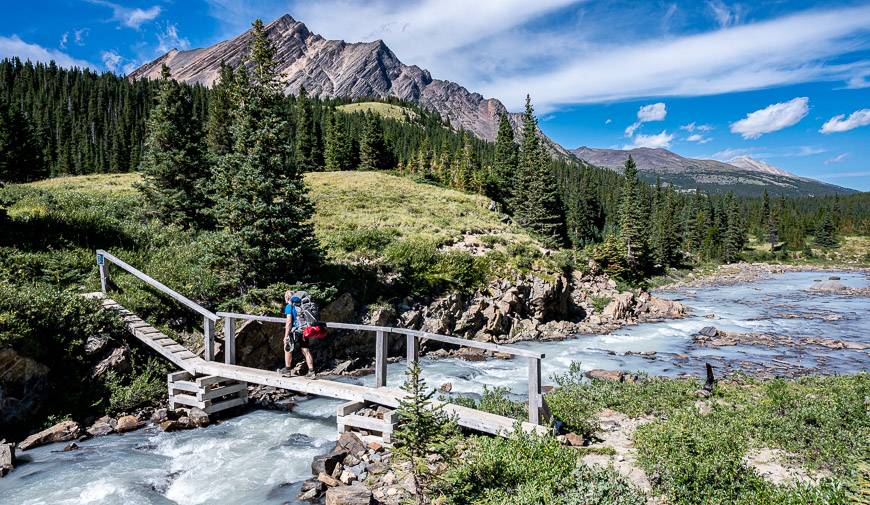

{"left": 326, "top": 484, "right": 372, "bottom": 505}
{"left": 19, "top": 420, "right": 81, "bottom": 451}
{"left": 0, "top": 441, "right": 14, "bottom": 476}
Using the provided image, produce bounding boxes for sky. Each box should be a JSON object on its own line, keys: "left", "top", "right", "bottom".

{"left": 1, "top": 0, "right": 869, "bottom": 190}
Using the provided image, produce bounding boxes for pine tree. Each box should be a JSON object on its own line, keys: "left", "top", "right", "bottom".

{"left": 206, "top": 62, "right": 237, "bottom": 158}
{"left": 492, "top": 112, "right": 518, "bottom": 204}
{"left": 359, "top": 112, "right": 388, "bottom": 170}
{"left": 617, "top": 155, "right": 649, "bottom": 276}
{"left": 0, "top": 98, "right": 44, "bottom": 182}
{"left": 651, "top": 185, "right": 680, "bottom": 267}
{"left": 393, "top": 361, "right": 456, "bottom": 504}
{"left": 322, "top": 107, "right": 346, "bottom": 171}
{"left": 722, "top": 192, "right": 744, "bottom": 263}
{"left": 210, "top": 20, "right": 320, "bottom": 288}
{"left": 294, "top": 86, "right": 319, "bottom": 171}
{"left": 138, "top": 65, "right": 211, "bottom": 228}
{"left": 511, "top": 96, "right": 565, "bottom": 247}
{"left": 768, "top": 194, "right": 781, "bottom": 250}
{"left": 454, "top": 131, "right": 476, "bottom": 190}
{"left": 814, "top": 207, "right": 838, "bottom": 248}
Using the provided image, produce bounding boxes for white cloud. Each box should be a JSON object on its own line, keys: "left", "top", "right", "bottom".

{"left": 824, "top": 153, "right": 848, "bottom": 164}
{"left": 686, "top": 133, "right": 712, "bottom": 144}
{"left": 624, "top": 130, "right": 674, "bottom": 149}
{"left": 157, "top": 23, "right": 191, "bottom": 53}
{"left": 74, "top": 29, "right": 88, "bottom": 46}
{"left": 711, "top": 147, "right": 754, "bottom": 161}
{"left": 481, "top": 5, "right": 870, "bottom": 109}
{"left": 101, "top": 50, "right": 123, "bottom": 72}
{"left": 681, "top": 122, "right": 714, "bottom": 132}
{"left": 706, "top": 0, "right": 742, "bottom": 28}
{"left": 605, "top": 118, "right": 612, "bottom": 124}
{"left": 625, "top": 102, "right": 666, "bottom": 136}
{"left": 819, "top": 108, "right": 870, "bottom": 134}
{"left": 730, "top": 97, "right": 809, "bottom": 139}
{"left": 88, "top": 0, "right": 161, "bottom": 30}
{"left": 0, "top": 35, "right": 93, "bottom": 68}
{"left": 59, "top": 32, "right": 68, "bottom": 49}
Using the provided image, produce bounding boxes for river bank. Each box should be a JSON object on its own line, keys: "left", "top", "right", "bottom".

{"left": 1, "top": 269, "right": 867, "bottom": 504}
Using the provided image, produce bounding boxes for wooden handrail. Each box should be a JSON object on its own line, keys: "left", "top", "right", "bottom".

{"left": 97, "top": 250, "right": 217, "bottom": 321}
{"left": 214, "top": 311, "right": 544, "bottom": 359}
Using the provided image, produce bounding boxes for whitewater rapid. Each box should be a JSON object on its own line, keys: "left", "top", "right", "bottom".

{"left": 2, "top": 271, "right": 867, "bottom": 504}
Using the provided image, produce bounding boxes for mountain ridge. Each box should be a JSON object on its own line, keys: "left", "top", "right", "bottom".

{"left": 129, "top": 14, "right": 569, "bottom": 157}
{"left": 571, "top": 146, "right": 855, "bottom": 197}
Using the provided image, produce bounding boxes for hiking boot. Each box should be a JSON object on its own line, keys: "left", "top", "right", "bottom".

{"left": 277, "top": 367, "right": 293, "bottom": 376}
{"left": 306, "top": 370, "right": 316, "bottom": 379}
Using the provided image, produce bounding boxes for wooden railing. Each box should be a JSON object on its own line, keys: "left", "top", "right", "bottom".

{"left": 216, "top": 311, "right": 549, "bottom": 424}
{"left": 96, "top": 250, "right": 219, "bottom": 360}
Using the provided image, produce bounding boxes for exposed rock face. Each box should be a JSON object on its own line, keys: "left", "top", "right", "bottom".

{"left": 128, "top": 14, "right": 567, "bottom": 154}
{"left": 0, "top": 348, "right": 50, "bottom": 432}
{"left": 19, "top": 420, "right": 81, "bottom": 451}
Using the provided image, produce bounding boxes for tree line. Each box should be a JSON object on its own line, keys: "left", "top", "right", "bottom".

{"left": 1, "top": 38, "right": 866, "bottom": 286}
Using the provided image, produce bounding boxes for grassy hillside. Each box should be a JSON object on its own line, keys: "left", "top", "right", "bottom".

{"left": 336, "top": 101, "right": 418, "bottom": 122}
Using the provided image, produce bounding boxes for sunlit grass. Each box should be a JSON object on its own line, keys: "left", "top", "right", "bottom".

{"left": 335, "top": 101, "right": 418, "bottom": 121}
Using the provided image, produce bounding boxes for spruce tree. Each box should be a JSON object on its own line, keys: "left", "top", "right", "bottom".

{"left": 294, "top": 86, "right": 319, "bottom": 171}
{"left": 0, "top": 98, "right": 44, "bottom": 182}
{"left": 617, "top": 155, "right": 649, "bottom": 276}
{"left": 814, "top": 208, "right": 838, "bottom": 248}
{"left": 206, "top": 62, "right": 237, "bottom": 158}
{"left": 511, "top": 95, "right": 565, "bottom": 247}
{"left": 211, "top": 19, "right": 320, "bottom": 288}
{"left": 359, "top": 112, "right": 388, "bottom": 170}
{"left": 492, "top": 112, "right": 518, "bottom": 204}
{"left": 394, "top": 361, "right": 456, "bottom": 504}
{"left": 138, "top": 65, "right": 211, "bottom": 228}
{"left": 722, "top": 192, "right": 744, "bottom": 263}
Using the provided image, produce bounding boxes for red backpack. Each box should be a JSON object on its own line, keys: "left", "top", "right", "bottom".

{"left": 303, "top": 323, "right": 328, "bottom": 340}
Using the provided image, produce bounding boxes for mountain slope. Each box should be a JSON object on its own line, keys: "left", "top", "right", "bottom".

{"left": 571, "top": 147, "right": 854, "bottom": 197}
{"left": 130, "top": 14, "right": 566, "bottom": 154}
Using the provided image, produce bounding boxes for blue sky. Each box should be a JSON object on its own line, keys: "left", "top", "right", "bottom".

{"left": 1, "top": 0, "right": 869, "bottom": 190}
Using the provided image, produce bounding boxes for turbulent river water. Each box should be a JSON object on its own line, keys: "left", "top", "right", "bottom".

{"left": 2, "top": 271, "right": 868, "bottom": 504}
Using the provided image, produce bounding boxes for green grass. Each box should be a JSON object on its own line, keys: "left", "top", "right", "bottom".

{"left": 335, "top": 101, "right": 419, "bottom": 122}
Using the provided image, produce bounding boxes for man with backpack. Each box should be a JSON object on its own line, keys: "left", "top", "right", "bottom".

{"left": 278, "top": 290, "right": 316, "bottom": 378}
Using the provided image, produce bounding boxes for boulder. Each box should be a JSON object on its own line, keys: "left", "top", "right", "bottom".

{"left": 439, "top": 382, "right": 453, "bottom": 393}
{"left": 312, "top": 449, "right": 348, "bottom": 476}
{"left": 602, "top": 292, "right": 635, "bottom": 321}
{"left": 19, "top": 420, "right": 81, "bottom": 450}
{"left": 321, "top": 293, "right": 356, "bottom": 323}
{"left": 339, "top": 469, "right": 357, "bottom": 484}
{"left": 697, "top": 326, "right": 719, "bottom": 338}
{"left": 337, "top": 432, "right": 367, "bottom": 456}
{"left": 642, "top": 296, "right": 685, "bottom": 319}
{"left": 399, "top": 309, "right": 423, "bottom": 329}
{"left": 90, "top": 346, "right": 130, "bottom": 379}
{"left": 585, "top": 369, "right": 624, "bottom": 382}
{"left": 188, "top": 407, "right": 210, "bottom": 428}
{"left": 325, "top": 485, "right": 372, "bottom": 505}
{"left": 86, "top": 416, "right": 117, "bottom": 437}
{"left": 564, "top": 432, "right": 585, "bottom": 447}
{"left": 150, "top": 408, "right": 169, "bottom": 424}
{"left": 0, "top": 442, "right": 14, "bottom": 477}
{"left": 317, "top": 472, "right": 340, "bottom": 487}
{"left": 367, "top": 305, "right": 396, "bottom": 327}
{"left": 528, "top": 274, "right": 569, "bottom": 321}
{"left": 115, "top": 415, "right": 143, "bottom": 433}
{"left": 63, "top": 442, "right": 79, "bottom": 452}
{"left": 84, "top": 334, "right": 111, "bottom": 355}
{"left": 454, "top": 301, "right": 486, "bottom": 335}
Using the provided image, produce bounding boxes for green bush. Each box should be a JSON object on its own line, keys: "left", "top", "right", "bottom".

{"left": 104, "top": 357, "right": 170, "bottom": 412}
{"left": 449, "top": 386, "right": 527, "bottom": 420}
{"left": 430, "top": 250, "right": 490, "bottom": 290}
{"left": 384, "top": 237, "right": 438, "bottom": 275}
{"left": 506, "top": 242, "right": 540, "bottom": 270}
{"left": 332, "top": 226, "right": 398, "bottom": 253}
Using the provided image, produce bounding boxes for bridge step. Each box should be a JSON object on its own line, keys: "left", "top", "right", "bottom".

{"left": 336, "top": 400, "right": 398, "bottom": 443}
{"left": 168, "top": 371, "right": 248, "bottom": 415}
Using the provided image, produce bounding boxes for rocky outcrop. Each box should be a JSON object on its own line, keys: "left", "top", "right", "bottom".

{"left": 86, "top": 415, "right": 117, "bottom": 437}
{"left": 128, "top": 14, "right": 568, "bottom": 156}
{"left": 18, "top": 420, "right": 81, "bottom": 451}
{"left": 0, "top": 348, "right": 50, "bottom": 432}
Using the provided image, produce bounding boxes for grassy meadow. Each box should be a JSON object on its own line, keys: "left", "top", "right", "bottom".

{"left": 335, "top": 101, "right": 419, "bottom": 121}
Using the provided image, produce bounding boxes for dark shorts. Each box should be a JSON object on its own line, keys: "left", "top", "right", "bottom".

{"left": 284, "top": 330, "right": 309, "bottom": 352}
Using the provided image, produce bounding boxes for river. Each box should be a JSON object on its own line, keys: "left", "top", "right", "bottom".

{"left": 2, "top": 270, "right": 868, "bottom": 504}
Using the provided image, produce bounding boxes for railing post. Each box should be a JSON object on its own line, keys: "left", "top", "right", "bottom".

{"left": 528, "top": 357, "right": 542, "bottom": 425}
{"left": 204, "top": 317, "right": 215, "bottom": 361}
{"left": 224, "top": 316, "right": 236, "bottom": 365}
{"left": 406, "top": 333, "right": 419, "bottom": 365}
{"left": 97, "top": 252, "right": 109, "bottom": 293}
{"left": 375, "top": 330, "right": 387, "bottom": 388}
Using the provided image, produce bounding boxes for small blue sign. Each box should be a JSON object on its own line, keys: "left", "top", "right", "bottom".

{"left": 97, "top": 254, "right": 104, "bottom": 266}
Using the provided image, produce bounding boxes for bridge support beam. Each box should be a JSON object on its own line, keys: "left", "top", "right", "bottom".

{"left": 168, "top": 371, "right": 248, "bottom": 415}
{"left": 406, "top": 334, "right": 419, "bottom": 365}
{"left": 375, "top": 330, "right": 388, "bottom": 388}
{"left": 223, "top": 317, "right": 236, "bottom": 365}
{"left": 97, "top": 252, "right": 109, "bottom": 293}
{"left": 204, "top": 317, "right": 215, "bottom": 361}
{"left": 528, "top": 357, "right": 542, "bottom": 425}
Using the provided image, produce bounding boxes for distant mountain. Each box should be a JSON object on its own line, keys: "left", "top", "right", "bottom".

{"left": 570, "top": 147, "right": 855, "bottom": 197}
{"left": 129, "top": 14, "right": 569, "bottom": 157}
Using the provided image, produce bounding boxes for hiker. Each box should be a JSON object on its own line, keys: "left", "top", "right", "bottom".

{"left": 279, "top": 290, "right": 316, "bottom": 377}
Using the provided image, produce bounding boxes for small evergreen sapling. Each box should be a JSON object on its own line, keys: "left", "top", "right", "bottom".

{"left": 394, "top": 361, "right": 457, "bottom": 504}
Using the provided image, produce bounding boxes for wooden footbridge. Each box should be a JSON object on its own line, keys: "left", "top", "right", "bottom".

{"left": 92, "top": 250, "right": 550, "bottom": 437}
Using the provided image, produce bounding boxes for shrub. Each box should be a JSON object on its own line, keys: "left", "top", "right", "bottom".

{"left": 104, "top": 357, "right": 170, "bottom": 412}
{"left": 449, "top": 386, "right": 527, "bottom": 420}
{"left": 430, "top": 250, "right": 490, "bottom": 290}
{"left": 384, "top": 237, "right": 438, "bottom": 275}
{"left": 333, "top": 226, "right": 398, "bottom": 252}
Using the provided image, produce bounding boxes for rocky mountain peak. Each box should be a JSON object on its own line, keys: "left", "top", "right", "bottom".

{"left": 129, "top": 13, "right": 527, "bottom": 143}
